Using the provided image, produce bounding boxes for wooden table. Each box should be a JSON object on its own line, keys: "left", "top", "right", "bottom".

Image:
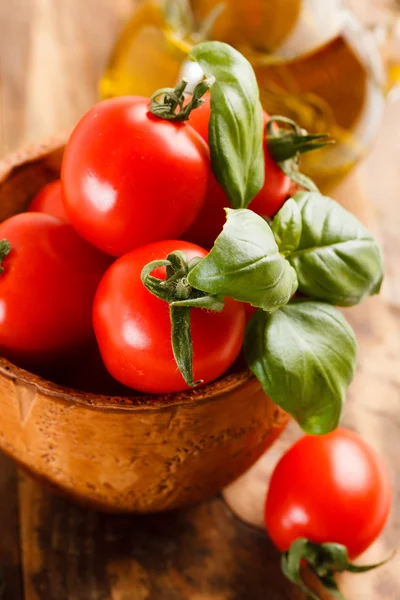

{"left": 0, "top": 1, "right": 399, "bottom": 598}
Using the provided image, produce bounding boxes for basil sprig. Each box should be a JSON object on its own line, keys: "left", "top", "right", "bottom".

{"left": 244, "top": 301, "right": 357, "bottom": 435}
{"left": 185, "top": 190, "right": 383, "bottom": 435}
{"left": 143, "top": 41, "right": 385, "bottom": 437}
{"left": 285, "top": 192, "right": 384, "bottom": 306}
{"left": 187, "top": 208, "right": 298, "bottom": 311}
{"left": 141, "top": 195, "right": 382, "bottom": 434}
{"left": 187, "top": 199, "right": 379, "bottom": 434}
{"left": 189, "top": 41, "right": 265, "bottom": 208}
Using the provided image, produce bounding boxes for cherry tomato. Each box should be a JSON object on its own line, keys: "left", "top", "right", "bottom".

{"left": 28, "top": 180, "right": 68, "bottom": 221}
{"left": 0, "top": 213, "right": 111, "bottom": 367}
{"left": 181, "top": 174, "right": 227, "bottom": 248}
{"left": 265, "top": 428, "right": 392, "bottom": 559}
{"left": 62, "top": 96, "right": 210, "bottom": 256}
{"left": 93, "top": 240, "right": 246, "bottom": 394}
{"left": 186, "top": 94, "right": 211, "bottom": 142}
{"left": 184, "top": 96, "right": 291, "bottom": 247}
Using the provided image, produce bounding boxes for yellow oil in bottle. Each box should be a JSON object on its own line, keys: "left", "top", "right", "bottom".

{"left": 253, "top": 12, "right": 385, "bottom": 189}
{"left": 100, "top": 1, "right": 191, "bottom": 99}
{"left": 100, "top": 0, "right": 386, "bottom": 191}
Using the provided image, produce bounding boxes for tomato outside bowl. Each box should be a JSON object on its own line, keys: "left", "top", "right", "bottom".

{"left": 0, "top": 136, "right": 289, "bottom": 514}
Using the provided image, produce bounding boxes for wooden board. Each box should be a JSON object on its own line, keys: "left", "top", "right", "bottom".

{"left": 19, "top": 478, "right": 308, "bottom": 600}
{"left": 0, "top": 1, "right": 400, "bottom": 598}
{"left": 0, "top": 455, "right": 22, "bottom": 600}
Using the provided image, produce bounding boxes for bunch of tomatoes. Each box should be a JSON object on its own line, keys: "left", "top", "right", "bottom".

{"left": 0, "top": 89, "right": 291, "bottom": 393}
{"left": 0, "top": 39, "right": 392, "bottom": 598}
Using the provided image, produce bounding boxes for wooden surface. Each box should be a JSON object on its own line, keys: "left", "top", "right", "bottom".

{"left": 0, "top": 1, "right": 400, "bottom": 599}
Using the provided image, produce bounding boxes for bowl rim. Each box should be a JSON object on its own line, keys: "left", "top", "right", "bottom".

{"left": 0, "top": 356, "right": 254, "bottom": 412}
{"left": 0, "top": 136, "right": 255, "bottom": 413}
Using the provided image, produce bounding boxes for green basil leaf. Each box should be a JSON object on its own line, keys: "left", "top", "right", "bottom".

{"left": 189, "top": 41, "right": 264, "bottom": 208}
{"left": 271, "top": 198, "right": 302, "bottom": 255}
{"left": 288, "top": 192, "right": 384, "bottom": 306}
{"left": 244, "top": 301, "right": 357, "bottom": 434}
{"left": 187, "top": 208, "right": 298, "bottom": 311}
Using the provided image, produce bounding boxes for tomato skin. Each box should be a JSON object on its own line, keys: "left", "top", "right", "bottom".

{"left": 93, "top": 240, "right": 246, "bottom": 394}
{"left": 248, "top": 146, "right": 292, "bottom": 218}
{"left": 0, "top": 213, "right": 111, "bottom": 367}
{"left": 182, "top": 174, "right": 227, "bottom": 248}
{"left": 61, "top": 96, "right": 210, "bottom": 256}
{"left": 187, "top": 94, "right": 211, "bottom": 143}
{"left": 265, "top": 429, "right": 392, "bottom": 559}
{"left": 184, "top": 97, "right": 291, "bottom": 247}
{"left": 28, "top": 180, "right": 68, "bottom": 221}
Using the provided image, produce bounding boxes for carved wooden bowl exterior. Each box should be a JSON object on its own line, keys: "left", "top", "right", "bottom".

{"left": 0, "top": 138, "right": 289, "bottom": 513}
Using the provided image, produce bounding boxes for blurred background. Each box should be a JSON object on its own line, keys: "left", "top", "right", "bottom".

{"left": 1, "top": 0, "right": 400, "bottom": 188}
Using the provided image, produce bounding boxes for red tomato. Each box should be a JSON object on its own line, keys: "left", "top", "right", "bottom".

{"left": 0, "top": 213, "right": 111, "bottom": 367}
{"left": 181, "top": 175, "right": 227, "bottom": 249}
{"left": 61, "top": 96, "right": 210, "bottom": 256}
{"left": 93, "top": 240, "right": 246, "bottom": 394}
{"left": 265, "top": 429, "right": 391, "bottom": 559}
{"left": 248, "top": 117, "right": 292, "bottom": 218}
{"left": 186, "top": 94, "right": 211, "bottom": 142}
{"left": 28, "top": 180, "right": 68, "bottom": 221}
{"left": 184, "top": 96, "right": 291, "bottom": 247}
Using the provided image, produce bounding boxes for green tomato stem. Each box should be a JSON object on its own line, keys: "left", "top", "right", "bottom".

{"left": 170, "top": 305, "right": 202, "bottom": 387}
{"left": 149, "top": 76, "right": 215, "bottom": 122}
{"left": 0, "top": 239, "right": 11, "bottom": 274}
{"left": 281, "top": 538, "right": 393, "bottom": 600}
{"left": 141, "top": 251, "right": 224, "bottom": 387}
{"left": 266, "top": 116, "right": 334, "bottom": 193}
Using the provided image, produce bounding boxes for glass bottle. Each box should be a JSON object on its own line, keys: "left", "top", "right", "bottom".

{"left": 100, "top": 0, "right": 396, "bottom": 191}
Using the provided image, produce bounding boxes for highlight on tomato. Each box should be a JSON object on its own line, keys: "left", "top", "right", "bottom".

{"left": 265, "top": 429, "right": 392, "bottom": 598}
{"left": 93, "top": 239, "right": 246, "bottom": 394}
{"left": 0, "top": 213, "right": 111, "bottom": 368}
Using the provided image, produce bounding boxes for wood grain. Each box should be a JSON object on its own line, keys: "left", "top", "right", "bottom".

{"left": 0, "top": 455, "right": 23, "bottom": 600}
{"left": 0, "top": 0, "right": 399, "bottom": 598}
{"left": 19, "top": 477, "right": 308, "bottom": 600}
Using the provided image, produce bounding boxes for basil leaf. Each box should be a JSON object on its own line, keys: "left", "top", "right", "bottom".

{"left": 244, "top": 301, "right": 357, "bottom": 434}
{"left": 187, "top": 208, "right": 298, "bottom": 311}
{"left": 271, "top": 198, "right": 302, "bottom": 256}
{"left": 288, "top": 192, "right": 384, "bottom": 306}
{"left": 189, "top": 41, "right": 264, "bottom": 208}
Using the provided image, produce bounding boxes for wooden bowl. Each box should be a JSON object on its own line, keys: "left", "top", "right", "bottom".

{"left": 0, "top": 138, "right": 289, "bottom": 513}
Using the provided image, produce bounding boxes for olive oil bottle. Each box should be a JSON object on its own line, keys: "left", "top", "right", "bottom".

{"left": 100, "top": 0, "right": 389, "bottom": 191}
